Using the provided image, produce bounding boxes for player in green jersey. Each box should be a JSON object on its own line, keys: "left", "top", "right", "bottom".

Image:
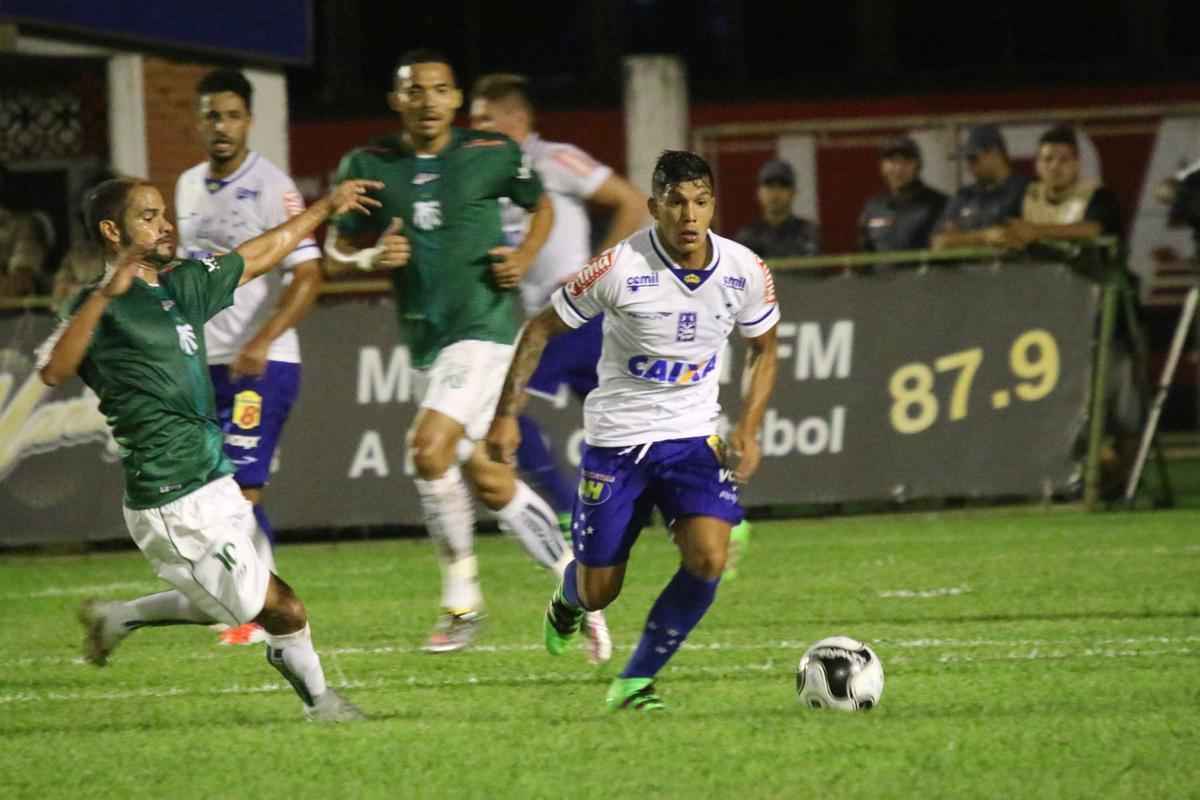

{"left": 324, "top": 49, "right": 590, "bottom": 654}
{"left": 38, "top": 174, "right": 382, "bottom": 722}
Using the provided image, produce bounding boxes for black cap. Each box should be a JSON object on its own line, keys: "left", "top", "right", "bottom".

{"left": 758, "top": 158, "right": 795, "bottom": 187}
{"left": 880, "top": 135, "right": 920, "bottom": 160}
{"left": 963, "top": 125, "right": 1007, "bottom": 158}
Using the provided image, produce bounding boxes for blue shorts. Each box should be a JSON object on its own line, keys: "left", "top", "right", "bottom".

{"left": 527, "top": 315, "right": 602, "bottom": 399}
{"left": 210, "top": 361, "right": 301, "bottom": 489}
{"left": 570, "top": 435, "right": 744, "bottom": 567}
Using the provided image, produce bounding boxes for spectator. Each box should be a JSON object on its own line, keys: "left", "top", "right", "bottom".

{"left": 0, "top": 165, "right": 48, "bottom": 298}
{"left": 857, "top": 135, "right": 948, "bottom": 252}
{"left": 1156, "top": 156, "right": 1200, "bottom": 258}
{"left": 931, "top": 125, "right": 1030, "bottom": 250}
{"left": 733, "top": 159, "right": 820, "bottom": 259}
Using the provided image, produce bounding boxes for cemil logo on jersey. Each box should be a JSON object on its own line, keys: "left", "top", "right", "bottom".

{"left": 567, "top": 250, "right": 615, "bottom": 297}
{"left": 233, "top": 390, "right": 262, "bottom": 430}
{"left": 627, "top": 353, "right": 717, "bottom": 383}
{"left": 721, "top": 276, "right": 747, "bottom": 291}
{"left": 625, "top": 274, "right": 659, "bottom": 292}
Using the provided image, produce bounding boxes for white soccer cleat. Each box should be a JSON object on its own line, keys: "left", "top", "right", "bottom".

{"left": 304, "top": 689, "right": 367, "bottom": 723}
{"left": 585, "top": 610, "right": 613, "bottom": 664}
{"left": 422, "top": 609, "right": 486, "bottom": 653}
{"left": 77, "top": 599, "right": 128, "bottom": 667}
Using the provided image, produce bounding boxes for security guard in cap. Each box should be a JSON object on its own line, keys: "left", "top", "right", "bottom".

{"left": 733, "top": 159, "right": 820, "bottom": 259}
{"left": 857, "top": 136, "right": 948, "bottom": 252}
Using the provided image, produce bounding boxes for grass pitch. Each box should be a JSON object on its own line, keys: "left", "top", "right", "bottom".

{"left": 1, "top": 508, "right": 1198, "bottom": 799}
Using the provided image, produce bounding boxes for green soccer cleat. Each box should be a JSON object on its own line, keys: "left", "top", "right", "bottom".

{"left": 558, "top": 511, "right": 573, "bottom": 542}
{"left": 544, "top": 585, "right": 584, "bottom": 656}
{"left": 606, "top": 677, "right": 666, "bottom": 712}
{"left": 724, "top": 520, "right": 752, "bottom": 581}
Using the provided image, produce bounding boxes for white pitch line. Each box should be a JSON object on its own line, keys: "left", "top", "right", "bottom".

{"left": 2, "top": 581, "right": 160, "bottom": 600}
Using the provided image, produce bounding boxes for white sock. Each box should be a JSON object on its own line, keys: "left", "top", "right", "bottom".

{"left": 114, "top": 590, "right": 214, "bottom": 630}
{"left": 493, "top": 481, "right": 568, "bottom": 571}
{"left": 265, "top": 624, "right": 328, "bottom": 707}
{"left": 251, "top": 525, "right": 276, "bottom": 575}
{"left": 414, "top": 467, "right": 482, "bottom": 611}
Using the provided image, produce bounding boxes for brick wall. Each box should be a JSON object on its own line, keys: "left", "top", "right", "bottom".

{"left": 141, "top": 56, "right": 211, "bottom": 214}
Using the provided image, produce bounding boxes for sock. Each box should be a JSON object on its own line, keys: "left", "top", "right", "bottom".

{"left": 251, "top": 504, "right": 277, "bottom": 575}
{"left": 516, "top": 415, "right": 577, "bottom": 514}
{"left": 560, "top": 559, "right": 584, "bottom": 609}
{"left": 492, "top": 480, "right": 567, "bottom": 571}
{"left": 265, "top": 624, "right": 328, "bottom": 707}
{"left": 621, "top": 567, "right": 720, "bottom": 679}
{"left": 108, "top": 590, "right": 215, "bottom": 634}
{"left": 414, "top": 467, "right": 481, "bottom": 612}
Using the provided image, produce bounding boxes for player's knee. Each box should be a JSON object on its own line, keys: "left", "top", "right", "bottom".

{"left": 257, "top": 576, "right": 308, "bottom": 632}
{"left": 465, "top": 459, "right": 515, "bottom": 510}
{"left": 579, "top": 572, "right": 622, "bottom": 610}
{"left": 410, "top": 432, "right": 454, "bottom": 479}
{"left": 684, "top": 549, "right": 727, "bottom": 581}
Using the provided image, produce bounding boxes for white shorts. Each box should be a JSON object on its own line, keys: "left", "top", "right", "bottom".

{"left": 123, "top": 476, "right": 270, "bottom": 627}
{"left": 411, "top": 339, "right": 514, "bottom": 441}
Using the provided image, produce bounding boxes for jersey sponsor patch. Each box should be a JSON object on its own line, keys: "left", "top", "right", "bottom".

{"left": 578, "top": 476, "right": 613, "bottom": 505}
{"left": 283, "top": 191, "right": 305, "bottom": 218}
{"left": 232, "top": 390, "right": 263, "bottom": 430}
{"left": 625, "top": 274, "right": 659, "bottom": 292}
{"left": 235, "top": 187, "right": 260, "bottom": 201}
{"left": 721, "top": 275, "right": 747, "bottom": 291}
{"left": 224, "top": 434, "right": 261, "bottom": 449}
{"left": 627, "top": 353, "right": 717, "bottom": 384}
{"left": 566, "top": 250, "right": 615, "bottom": 297}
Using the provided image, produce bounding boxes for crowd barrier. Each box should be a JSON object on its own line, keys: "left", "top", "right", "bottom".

{"left": 0, "top": 243, "right": 1119, "bottom": 546}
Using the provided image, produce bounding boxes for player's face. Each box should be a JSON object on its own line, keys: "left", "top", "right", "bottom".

{"left": 469, "top": 97, "right": 523, "bottom": 140}
{"left": 197, "top": 91, "right": 251, "bottom": 165}
{"left": 757, "top": 183, "right": 794, "bottom": 219}
{"left": 1036, "top": 143, "right": 1080, "bottom": 192}
{"left": 117, "top": 186, "right": 175, "bottom": 264}
{"left": 881, "top": 155, "right": 919, "bottom": 193}
{"left": 392, "top": 62, "right": 462, "bottom": 144}
{"left": 650, "top": 179, "right": 715, "bottom": 266}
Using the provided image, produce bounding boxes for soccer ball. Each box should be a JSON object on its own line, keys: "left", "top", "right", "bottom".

{"left": 795, "top": 635, "right": 884, "bottom": 711}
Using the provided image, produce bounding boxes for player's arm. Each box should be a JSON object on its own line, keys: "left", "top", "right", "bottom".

{"left": 234, "top": 180, "right": 382, "bottom": 285}
{"left": 323, "top": 219, "right": 410, "bottom": 276}
{"left": 729, "top": 325, "right": 779, "bottom": 483}
{"left": 230, "top": 259, "right": 323, "bottom": 380}
{"left": 484, "top": 305, "right": 572, "bottom": 463}
{"left": 490, "top": 194, "right": 553, "bottom": 289}
{"left": 38, "top": 254, "right": 143, "bottom": 386}
{"left": 588, "top": 174, "right": 648, "bottom": 252}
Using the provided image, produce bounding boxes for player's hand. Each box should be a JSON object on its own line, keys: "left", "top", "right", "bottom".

{"left": 488, "top": 246, "right": 533, "bottom": 289}
{"left": 327, "top": 179, "right": 384, "bottom": 216}
{"left": 373, "top": 217, "right": 411, "bottom": 269}
{"left": 727, "top": 427, "right": 762, "bottom": 484}
{"left": 99, "top": 250, "right": 150, "bottom": 298}
{"left": 230, "top": 338, "right": 270, "bottom": 381}
{"left": 485, "top": 414, "right": 522, "bottom": 465}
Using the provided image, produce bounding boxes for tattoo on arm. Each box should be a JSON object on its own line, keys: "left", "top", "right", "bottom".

{"left": 495, "top": 309, "right": 570, "bottom": 417}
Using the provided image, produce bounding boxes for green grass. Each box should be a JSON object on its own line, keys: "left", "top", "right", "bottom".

{"left": 2, "top": 509, "right": 1199, "bottom": 799}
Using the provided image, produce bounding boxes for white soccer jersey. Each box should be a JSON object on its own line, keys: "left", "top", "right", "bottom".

{"left": 550, "top": 227, "right": 779, "bottom": 447}
{"left": 174, "top": 152, "right": 320, "bottom": 365}
{"left": 500, "top": 133, "right": 613, "bottom": 314}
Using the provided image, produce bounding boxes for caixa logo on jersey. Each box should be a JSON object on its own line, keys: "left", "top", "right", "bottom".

{"left": 625, "top": 274, "right": 659, "bottom": 292}
{"left": 627, "top": 353, "right": 717, "bottom": 383}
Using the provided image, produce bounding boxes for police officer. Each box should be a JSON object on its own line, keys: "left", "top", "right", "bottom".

{"left": 857, "top": 136, "right": 948, "bottom": 252}
{"left": 733, "top": 159, "right": 820, "bottom": 259}
{"left": 932, "top": 124, "right": 1030, "bottom": 250}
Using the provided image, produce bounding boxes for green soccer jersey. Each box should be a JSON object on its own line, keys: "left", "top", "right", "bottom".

{"left": 332, "top": 128, "right": 544, "bottom": 368}
{"left": 67, "top": 253, "right": 245, "bottom": 509}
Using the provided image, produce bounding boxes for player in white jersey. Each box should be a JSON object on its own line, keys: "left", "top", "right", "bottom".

{"left": 175, "top": 69, "right": 323, "bottom": 646}
{"left": 486, "top": 151, "right": 780, "bottom": 711}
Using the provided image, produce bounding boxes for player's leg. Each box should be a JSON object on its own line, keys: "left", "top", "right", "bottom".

{"left": 515, "top": 414, "right": 576, "bottom": 530}
{"left": 78, "top": 590, "right": 216, "bottom": 666}
{"left": 607, "top": 437, "right": 742, "bottom": 711}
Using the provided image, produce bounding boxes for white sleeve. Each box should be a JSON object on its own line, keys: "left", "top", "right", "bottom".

{"left": 550, "top": 245, "right": 622, "bottom": 328}
{"left": 547, "top": 144, "right": 612, "bottom": 200}
{"left": 173, "top": 177, "right": 188, "bottom": 259}
{"left": 264, "top": 174, "right": 320, "bottom": 271}
{"left": 737, "top": 257, "right": 780, "bottom": 338}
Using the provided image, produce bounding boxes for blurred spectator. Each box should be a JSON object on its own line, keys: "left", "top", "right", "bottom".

{"left": 0, "top": 164, "right": 49, "bottom": 298}
{"left": 733, "top": 159, "right": 820, "bottom": 259}
{"left": 994, "top": 125, "right": 1121, "bottom": 248}
{"left": 857, "top": 136, "right": 948, "bottom": 252}
{"left": 931, "top": 125, "right": 1030, "bottom": 250}
{"left": 52, "top": 166, "right": 116, "bottom": 301}
{"left": 1157, "top": 155, "right": 1200, "bottom": 258}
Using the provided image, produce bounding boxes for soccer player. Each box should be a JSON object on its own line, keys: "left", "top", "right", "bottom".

{"left": 486, "top": 150, "right": 780, "bottom": 710}
{"left": 175, "top": 68, "right": 324, "bottom": 647}
{"left": 324, "top": 50, "right": 593, "bottom": 655}
{"left": 38, "top": 174, "right": 382, "bottom": 722}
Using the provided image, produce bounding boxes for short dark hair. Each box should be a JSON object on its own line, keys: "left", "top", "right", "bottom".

{"left": 196, "top": 68, "right": 253, "bottom": 111}
{"left": 395, "top": 49, "right": 456, "bottom": 83}
{"left": 471, "top": 73, "right": 533, "bottom": 113}
{"left": 1039, "top": 124, "right": 1079, "bottom": 152}
{"left": 651, "top": 150, "right": 714, "bottom": 196}
{"left": 83, "top": 177, "right": 148, "bottom": 245}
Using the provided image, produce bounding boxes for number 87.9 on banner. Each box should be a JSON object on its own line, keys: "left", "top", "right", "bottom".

{"left": 888, "top": 329, "right": 1060, "bottom": 435}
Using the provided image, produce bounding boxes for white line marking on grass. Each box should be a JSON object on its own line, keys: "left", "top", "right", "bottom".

{"left": 877, "top": 586, "right": 970, "bottom": 599}
{"left": 3, "top": 581, "right": 160, "bottom": 601}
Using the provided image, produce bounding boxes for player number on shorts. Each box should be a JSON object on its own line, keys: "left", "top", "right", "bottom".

{"left": 887, "top": 332, "right": 1059, "bottom": 435}
{"left": 213, "top": 542, "right": 238, "bottom": 573}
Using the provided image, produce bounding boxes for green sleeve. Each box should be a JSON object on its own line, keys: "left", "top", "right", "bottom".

{"left": 502, "top": 140, "right": 544, "bottom": 211}
{"left": 331, "top": 150, "right": 385, "bottom": 238}
{"left": 167, "top": 252, "right": 245, "bottom": 321}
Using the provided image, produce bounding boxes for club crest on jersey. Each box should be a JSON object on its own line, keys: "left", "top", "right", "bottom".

{"left": 625, "top": 274, "right": 659, "bottom": 292}
{"left": 721, "top": 275, "right": 747, "bottom": 291}
{"left": 160, "top": 300, "right": 175, "bottom": 312}
{"left": 567, "top": 251, "right": 615, "bottom": 297}
{"left": 683, "top": 273, "right": 702, "bottom": 286}
{"left": 232, "top": 390, "right": 262, "bottom": 430}
{"left": 201, "top": 256, "right": 221, "bottom": 273}
{"left": 628, "top": 353, "right": 716, "bottom": 384}
{"left": 676, "top": 311, "right": 697, "bottom": 342}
